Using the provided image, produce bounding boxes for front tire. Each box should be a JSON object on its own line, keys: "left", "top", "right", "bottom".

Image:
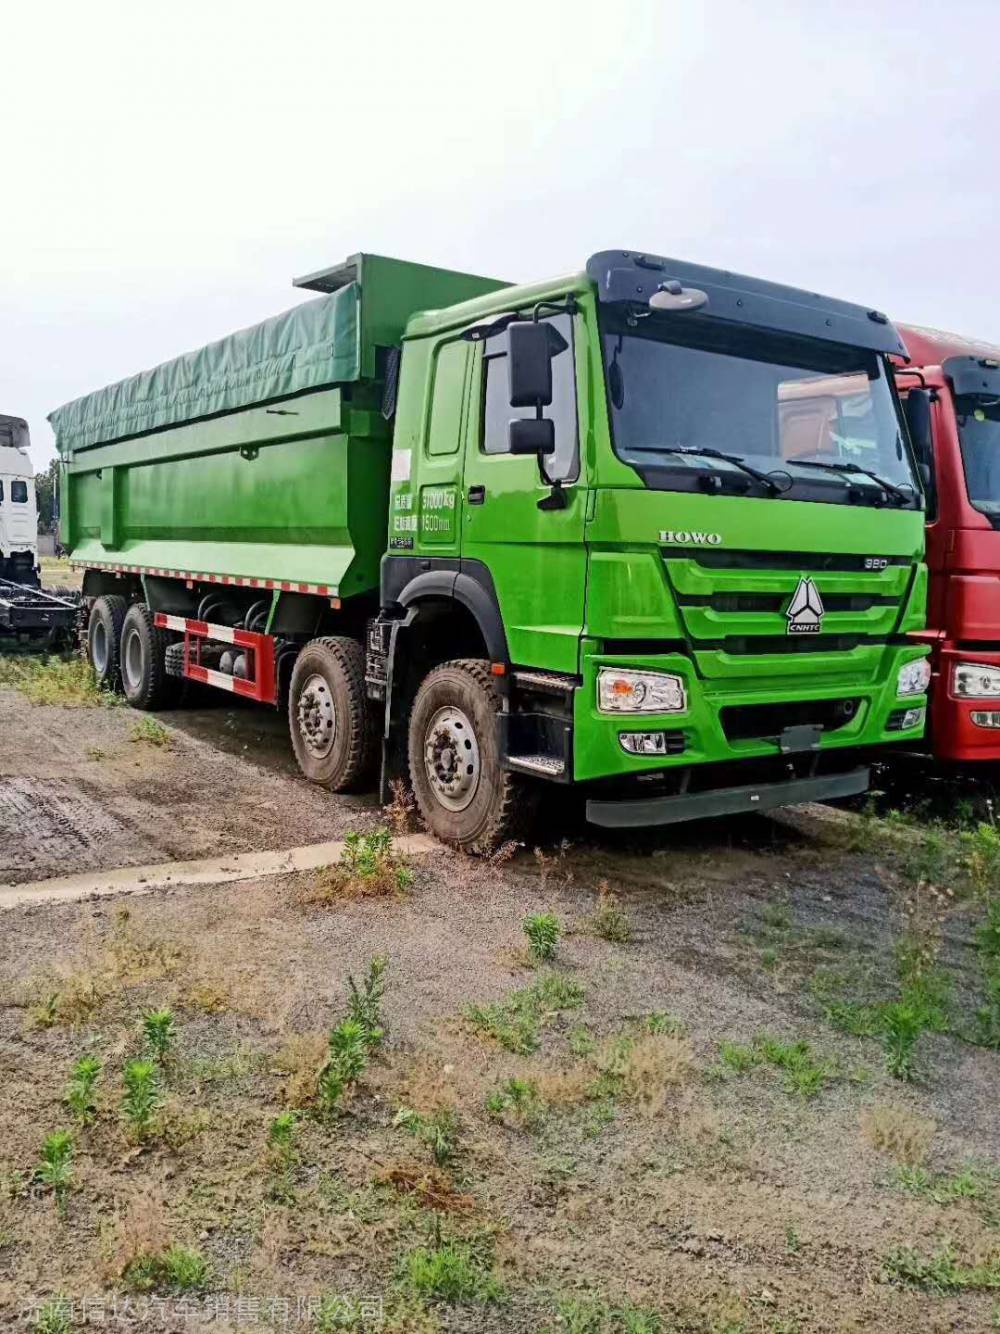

{"left": 120, "top": 603, "right": 175, "bottom": 710}
{"left": 407, "top": 658, "right": 535, "bottom": 853}
{"left": 86, "top": 595, "right": 128, "bottom": 691}
{"left": 288, "top": 636, "right": 375, "bottom": 791}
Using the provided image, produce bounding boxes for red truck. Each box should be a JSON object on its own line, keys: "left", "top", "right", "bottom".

{"left": 896, "top": 325, "right": 1000, "bottom": 762}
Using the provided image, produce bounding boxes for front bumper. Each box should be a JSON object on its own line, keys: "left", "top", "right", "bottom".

{"left": 573, "top": 641, "right": 929, "bottom": 783}
{"left": 587, "top": 765, "right": 869, "bottom": 828}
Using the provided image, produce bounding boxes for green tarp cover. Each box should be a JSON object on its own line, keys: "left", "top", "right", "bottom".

{"left": 49, "top": 283, "right": 359, "bottom": 454}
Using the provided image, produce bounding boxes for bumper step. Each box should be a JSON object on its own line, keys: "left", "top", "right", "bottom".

{"left": 586, "top": 766, "right": 869, "bottom": 829}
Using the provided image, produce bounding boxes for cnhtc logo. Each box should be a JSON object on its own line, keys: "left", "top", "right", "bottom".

{"left": 786, "top": 578, "right": 824, "bottom": 635}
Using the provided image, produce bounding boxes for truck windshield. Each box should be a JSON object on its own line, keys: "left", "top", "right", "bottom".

{"left": 955, "top": 395, "right": 1000, "bottom": 519}
{"left": 600, "top": 313, "right": 919, "bottom": 506}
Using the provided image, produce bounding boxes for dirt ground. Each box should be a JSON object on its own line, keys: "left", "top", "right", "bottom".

{"left": 0, "top": 674, "right": 998, "bottom": 1333}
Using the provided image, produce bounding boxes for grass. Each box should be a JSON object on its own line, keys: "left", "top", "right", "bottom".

{"left": 32, "top": 1298, "right": 72, "bottom": 1334}
{"left": 717, "top": 1035, "right": 834, "bottom": 1098}
{"left": 400, "top": 1239, "right": 505, "bottom": 1304}
{"left": 123, "top": 1243, "right": 211, "bottom": 1293}
{"left": 0, "top": 654, "right": 109, "bottom": 706}
{"left": 883, "top": 1242, "right": 1000, "bottom": 1292}
{"left": 553, "top": 1294, "right": 663, "bottom": 1332}
{"left": 466, "top": 972, "right": 584, "bottom": 1054}
{"left": 130, "top": 717, "right": 171, "bottom": 747}
{"left": 485, "top": 1076, "right": 547, "bottom": 1131}
{"left": 895, "top": 1164, "right": 991, "bottom": 1205}
{"left": 395, "top": 1106, "right": 461, "bottom": 1166}
{"left": 524, "top": 912, "right": 561, "bottom": 962}
{"left": 303, "top": 829, "right": 414, "bottom": 903}
{"left": 861, "top": 1103, "right": 937, "bottom": 1166}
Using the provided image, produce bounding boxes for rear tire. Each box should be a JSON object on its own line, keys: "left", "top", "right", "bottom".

{"left": 407, "top": 658, "right": 535, "bottom": 853}
{"left": 86, "top": 595, "right": 128, "bottom": 691}
{"left": 288, "top": 636, "right": 376, "bottom": 791}
{"left": 120, "top": 603, "right": 176, "bottom": 710}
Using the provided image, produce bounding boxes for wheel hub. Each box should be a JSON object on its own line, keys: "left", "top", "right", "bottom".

{"left": 92, "top": 621, "right": 108, "bottom": 675}
{"left": 297, "top": 673, "right": 337, "bottom": 759}
{"left": 123, "top": 627, "right": 143, "bottom": 690}
{"left": 424, "top": 706, "right": 480, "bottom": 811}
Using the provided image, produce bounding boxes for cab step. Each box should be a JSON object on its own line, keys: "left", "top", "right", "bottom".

{"left": 507, "top": 754, "right": 566, "bottom": 777}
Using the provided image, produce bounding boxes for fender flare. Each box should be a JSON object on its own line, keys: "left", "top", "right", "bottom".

{"left": 387, "top": 560, "right": 509, "bottom": 663}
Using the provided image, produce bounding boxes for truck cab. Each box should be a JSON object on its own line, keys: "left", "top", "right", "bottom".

{"left": 375, "top": 251, "right": 929, "bottom": 843}
{"left": 0, "top": 416, "right": 39, "bottom": 586}
{"left": 896, "top": 324, "right": 1000, "bottom": 761}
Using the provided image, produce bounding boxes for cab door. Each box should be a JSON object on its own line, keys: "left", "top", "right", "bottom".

{"left": 459, "top": 310, "right": 588, "bottom": 674}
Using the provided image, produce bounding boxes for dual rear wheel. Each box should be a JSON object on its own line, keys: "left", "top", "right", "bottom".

{"left": 86, "top": 596, "right": 175, "bottom": 709}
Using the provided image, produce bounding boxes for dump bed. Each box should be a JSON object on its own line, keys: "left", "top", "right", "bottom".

{"left": 51, "top": 254, "right": 505, "bottom": 597}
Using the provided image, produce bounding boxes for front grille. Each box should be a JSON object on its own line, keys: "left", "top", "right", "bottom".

{"left": 677, "top": 549, "right": 909, "bottom": 573}
{"left": 721, "top": 697, "right": 861, "bottom": 742}
{"left": 703, "top": 634, "right": 864, "bottom": 656}
{"left": 677, "top": 593, "right": 897, "bottom": 614}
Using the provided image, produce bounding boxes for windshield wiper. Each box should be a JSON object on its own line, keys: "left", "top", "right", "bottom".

{"left": 631, "top": 445, "right": 791, "bottom": 495}
{"left": 786, "top": 456, "right": 914, "bottom": 506}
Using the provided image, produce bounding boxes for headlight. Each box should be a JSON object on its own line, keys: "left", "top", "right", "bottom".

{"left": 897, "top": 658, "right": 931, "bottom": 696}
{"left": 598, "top": 668, "right": 686, "bottom": 714}
{"left": 953, "top": 662, "right": 1000, "bottom": 698}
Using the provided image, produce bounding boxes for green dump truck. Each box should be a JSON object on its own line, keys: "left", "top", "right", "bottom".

{"left": 51, "top": 250, "right": 930, "bottom": 850}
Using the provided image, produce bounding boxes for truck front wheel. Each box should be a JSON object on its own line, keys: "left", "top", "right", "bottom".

{"left": 407, "top": 658, "right": 535, "bottom": 853}
{"left": 86, "top": 595, "right": 128, "bottom": 691}
{"left": 288, "top": 637, "right": 375, "bottom": 791}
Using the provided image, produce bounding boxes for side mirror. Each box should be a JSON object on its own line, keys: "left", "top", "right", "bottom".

{"left": 509, "top": 417, "right": 555, "bottom": 456}
{"left": 904, "top": 389, "right": 934, "bottom": 462}
{"left": 506, "top": 320, "right": 567, "bottom": 408}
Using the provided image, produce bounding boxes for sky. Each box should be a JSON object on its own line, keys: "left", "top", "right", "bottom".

{"left": 3, "top": 0, "right": 999, "bottom": 469}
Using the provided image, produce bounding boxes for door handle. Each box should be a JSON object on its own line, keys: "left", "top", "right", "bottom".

{"left": 467, "top": 485, "right": 486, "bottom": 505}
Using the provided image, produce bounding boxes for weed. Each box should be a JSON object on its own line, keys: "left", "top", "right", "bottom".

{"left": 123, "top": 1244, "right": 211, "bottom": 1293}
{"left": 882, "top": 1001, "right": 926, "bottom": 1081}
{"left": 32, "top": 1297, "right": 72, "bottom": 1334}
{"left": 975, "top": 899, "right": 1000, "bottom": 1049}
{"left": 64, "top": 1055, "right": 102, "bottom": 1126}
{"left": 718, "top": 1040, "right": 761, "bottom": 1075}
{"left": 596, "top": 1032, "right": 694, "bottom": 1113}
{"left": 485, "top": 1077, "right": 546, "bottom": 1130}
{"left": 386, "top": 778, "right": 418, "bottom": 837}
{"left": 400, "top": 1239, "right": 504, "bottom": 1304}
{"left": 784, "top": 1224, "right": 801, "bottom": 1254}
{"left": 590, "top": 880, "right": 633, "bottom": 943}
{"left": 143, "top": 1008, "right": 176, "bottom": 1064}
{"left": 0, "top": 655, "right": 109, "bottom": 707}
{"left": 35, "top": 1131, "right": 74, "bottom": 1213}
{"left": 268, "top": 1112, "right": 299, "bottom": 1164}
{"left": 305, "top": 829, "right": 413, "bottom": 902}
{"left": 395, "top": 1106, "right": 461, "bottom": 1166}
{"left": 346, "top": 956, "right": 388, "bottom": 1050}
{"left": 568, "top": 1026, "right": 597, "bottom": 1057}
{"left": 895, "top": 1164, "right": 987, "bottom": 1204}
{"left": 129, "top": 717, "right": 171, "bottom": 747}
{"left": 318, "top": 1019, "right": 369, "bottom": 1115}
{"left": 466, "top": 972, "right": 584, "bottom": 1054}
{"left": 718, "top": 1035, "right": 833, "bottom": 1098}
{"left": 883, "top": 1242, "right": 1000, "bottom": 1292}
{"left": 962, "top": 822, "right": 1000, "bottom": 897}
{"left": 121, "top": 1060, "right": 160, "bottom": 1141}
{"left": 524, "top": 912, "right": 561, "bottom": 962}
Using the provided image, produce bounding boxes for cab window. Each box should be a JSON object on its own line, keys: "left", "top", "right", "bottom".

{"left": 11, "top": 480, "right": 28, "bottom": 503}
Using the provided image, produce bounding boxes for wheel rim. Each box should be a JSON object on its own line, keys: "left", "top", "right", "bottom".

{"left": 423, "top": 705, "right": 480, "bottom": 812}
{"left": 92, "top": 621, "right": 109, "bottom": 675}
{"left": 123, "top": 626, "right": 143, "bottom": 691}
{"left": 297, "top": 673, "right": 337, "bottom": 759}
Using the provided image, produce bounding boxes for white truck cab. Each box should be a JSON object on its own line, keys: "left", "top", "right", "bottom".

{"left": 0, "top": 416, "right": 39, "bottom": 585}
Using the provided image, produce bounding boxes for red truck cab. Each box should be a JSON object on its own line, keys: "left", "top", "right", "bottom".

{"left": 896, "top": 324, "right": 1000, "bottom": 761}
